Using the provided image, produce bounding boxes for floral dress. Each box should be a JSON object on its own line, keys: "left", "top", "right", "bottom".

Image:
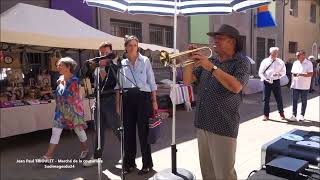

{"left": 53, "top": 75, "right": 87, "bottom": 130}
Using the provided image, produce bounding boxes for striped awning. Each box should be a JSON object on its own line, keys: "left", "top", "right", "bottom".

{"left": 85, "top": 0, "right": 271, "bottom": 16}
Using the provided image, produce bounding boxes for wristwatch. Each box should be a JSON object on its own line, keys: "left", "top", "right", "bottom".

{"left": 210, "top": 65, "right": 218, "bottom": 73}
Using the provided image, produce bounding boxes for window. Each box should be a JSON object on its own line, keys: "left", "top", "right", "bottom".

{"left": 149, "top": 24, "right": 173, "bottom": 48}
{"left": 110, "top": 19, "right": 142, "bottom": 41}
{"left": 289, "top": 41, "right": 298, "bottom": 53}
{"left": 310, "top": 4, "right": 316, "bottom": 23}
{"left": 256, "top": 37, "right": 266, "bottom": 69}
{"left": 267, "top": 39, "right": 276, "bottom": 56}
{"left": 290, "top": 0, "right": 298, "bottom": 17}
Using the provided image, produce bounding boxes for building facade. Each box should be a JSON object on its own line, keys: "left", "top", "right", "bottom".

{"left": 283, "top": 0, "right": 320, "bottom": 61}
{"left": 1, "top": 0, "right": 189, "bottom": 51}
{"left": 195, "top": 0, "right": 320, "bottom": 74}
{"left": 97, "top": 9, "right": 188, "bottom": 51}
{"left": 206, "top": 1, "right": 283, "bottom": 74}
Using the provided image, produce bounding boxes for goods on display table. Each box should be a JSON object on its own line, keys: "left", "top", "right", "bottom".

{"left": 0, "top": 67, "right": 54, "bottom": 108}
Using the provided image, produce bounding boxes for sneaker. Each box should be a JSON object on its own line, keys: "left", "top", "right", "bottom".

{"left": 138, "top": 167, "right": 152, "bottom": 175}
{"left": 123, "top": 166, "right": 136, "bottom": 175}
{"left": 117, "top": 159, "right": 122, "bottom": 164}
{"left": 38, "top": 155, "right": 52, "bottom": 164}
{"left": 83, "top": 157, "right": 99, "bottom": 167}
{"left": 288, "top": 115, "right": 297, "bottom": 122}
{"left": 279, "top": 112, "right": 286, "bottom": 120}
{"left": 79, "top": 150, "right": 89, "bottom": 159}
{"left": 262, "top": 115, "right": 269, "bottom": 121}
{"left": 299, "top": 115, "right": 305, "bottom": 122}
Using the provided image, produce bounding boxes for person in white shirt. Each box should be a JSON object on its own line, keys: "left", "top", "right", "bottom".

{"left": 258, "top": 47, "right": 286, "bottom": 121}
{"left": 289, "top": 50, "right": 313, "bottom": 121}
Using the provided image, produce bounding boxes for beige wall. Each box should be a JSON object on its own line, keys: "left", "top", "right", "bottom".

{"left": 207, "top": 0, "right": 320, "bottom": 74}
{"left": 284, "top": 0, "right": 320, "bottom": 61}
{"left": 209, "top": 3, "right": 283, "bottom": 74}
{"left": 0, "top": 0, "right": 50, "bottom": 13}
{"left": 209, "top": 12, "right": 253, "bottom": 55}
{"left": 99, "top": 9, "right": 189, "bottom": 51}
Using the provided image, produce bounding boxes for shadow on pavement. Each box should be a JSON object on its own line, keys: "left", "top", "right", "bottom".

{"left": 1, "top": 87, "right": 319, "bottom": 180}
{"left": 239, "top": 87, "right": 319, "bottom": 123}
{"left": 267, "top": 119, "right": 320, "bottom": 128}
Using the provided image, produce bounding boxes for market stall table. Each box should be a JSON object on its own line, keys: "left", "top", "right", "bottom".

{"left": 0, "top": 98, "right": 93, "bottom": 138}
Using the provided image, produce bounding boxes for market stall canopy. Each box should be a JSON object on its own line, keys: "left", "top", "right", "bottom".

{"left": 0, "top": 3, "right": 175, "bottom": 52}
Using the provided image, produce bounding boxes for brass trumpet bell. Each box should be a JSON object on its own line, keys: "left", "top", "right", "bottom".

{"left": 159, "top": 47, "right": 212, "bottom": 68}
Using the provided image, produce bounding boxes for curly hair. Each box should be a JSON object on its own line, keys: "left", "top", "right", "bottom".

{"left": 58, "top": 57, "right": 77, "bottom": 73}
{"left": 124, "top": 35, "right": 139, "bottom": 47}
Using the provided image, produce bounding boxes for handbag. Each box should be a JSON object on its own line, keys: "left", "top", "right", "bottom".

{"left": 280, "top": 75, "right": 289, "bottom": 86}
{"left": 147, "top": 112, "right": 163, "bottom": 144}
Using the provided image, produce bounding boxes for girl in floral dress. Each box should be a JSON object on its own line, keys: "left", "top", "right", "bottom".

{"left": 41, "top": 57, "right": 88, "bottom": 160}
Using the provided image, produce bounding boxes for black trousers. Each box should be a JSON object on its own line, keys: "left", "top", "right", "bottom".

{"left": 123, "top": 90, "right": 153, "bottom": 169}
{"left": 93, "top": 95, "right": 121, "bottom": 159}
{"left": 263, "top": 79, "right": 284, "bottom": 116}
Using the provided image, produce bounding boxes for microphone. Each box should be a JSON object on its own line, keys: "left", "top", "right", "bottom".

{"left": 86, "top": 52, "right": 116, "bottom": 63}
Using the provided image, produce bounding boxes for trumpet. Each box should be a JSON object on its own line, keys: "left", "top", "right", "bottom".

{"left": 159, "top": 47, "right": 213, "bottom": 68}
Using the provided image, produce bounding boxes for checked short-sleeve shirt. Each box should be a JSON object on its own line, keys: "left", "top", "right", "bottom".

{"left": 193, "top": 52, "right": 250, "bottom": 138}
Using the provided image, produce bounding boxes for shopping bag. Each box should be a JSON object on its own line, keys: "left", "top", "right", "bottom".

{"left": 148, "top": 113, "right": 162, "bottom": 144}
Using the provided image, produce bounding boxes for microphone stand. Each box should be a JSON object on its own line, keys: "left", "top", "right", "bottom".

{"left": 86, "top": 60, "right": 115, "bottom": 180}
{"left": 81, "top": 56, "right": 118, "bottom": 180}
{"left": 94, "top": 64, "right": 103, "bottom": 180}
{"left": 92, "top": 57, "right": 136, "bottom": 180}
{"left": 107, "top": 64, "right": 125, "bottom": 180}
{"left": 108, "top": 61, "right": 138, "bottom": 180}
{"left": 87, "top": 53, "right": 116, "bottom": 180}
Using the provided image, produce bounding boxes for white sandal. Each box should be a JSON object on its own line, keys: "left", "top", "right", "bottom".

{"left": 38, "top": 155, "right": 52, "bottom": 164}
{"left": 79, "top": 150, "right": 89, "bottom": 159}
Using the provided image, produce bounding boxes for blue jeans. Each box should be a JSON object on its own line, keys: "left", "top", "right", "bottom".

{"left": 292, "top": 89, "right": 308, "bottom": 116}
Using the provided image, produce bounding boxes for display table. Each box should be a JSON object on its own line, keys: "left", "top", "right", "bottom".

{"left": 0, "top": 98, "right": 93, "bottom": 138}
{"left": 242, "top": 78, "right": 263, "bottom": 95}
{"left": 243, "top": 76, "right": 289, "bottom": 95}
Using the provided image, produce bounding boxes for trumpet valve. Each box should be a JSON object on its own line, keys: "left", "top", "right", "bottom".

{"left": 159, "top": 50, "right": 172, "bottom": 67}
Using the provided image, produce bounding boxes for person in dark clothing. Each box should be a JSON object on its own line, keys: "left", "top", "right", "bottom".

{"left": 83, "top": 42, "right": 120, "bottom": 167}
{"left": 308, "top": 56, "right": 316, "bottom": 93}
{"left": 285, "top": 60, "right": 293, "bottom": 89}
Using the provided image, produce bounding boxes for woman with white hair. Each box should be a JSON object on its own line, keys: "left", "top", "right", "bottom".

{"left": 41, "top": 57, "right": 89, "bottom": 161}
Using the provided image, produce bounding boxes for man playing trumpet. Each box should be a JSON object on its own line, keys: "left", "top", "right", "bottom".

{"left": 183, "top": 24, "right": 250, "bottom": 180}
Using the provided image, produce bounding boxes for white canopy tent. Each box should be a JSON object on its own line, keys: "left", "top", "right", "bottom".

{"left": 0, "top": 3, "right": 175, "bottom": 52}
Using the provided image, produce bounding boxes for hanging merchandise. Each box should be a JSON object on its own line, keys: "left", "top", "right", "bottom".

{"left": 0, "top": 50, "right": 4, "bottom": 62}
{"left": 49, "top": 49, "right": 62, "bottom": 71}
{"left": 21, "top": 50, "right": 31, "bottom": 75}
